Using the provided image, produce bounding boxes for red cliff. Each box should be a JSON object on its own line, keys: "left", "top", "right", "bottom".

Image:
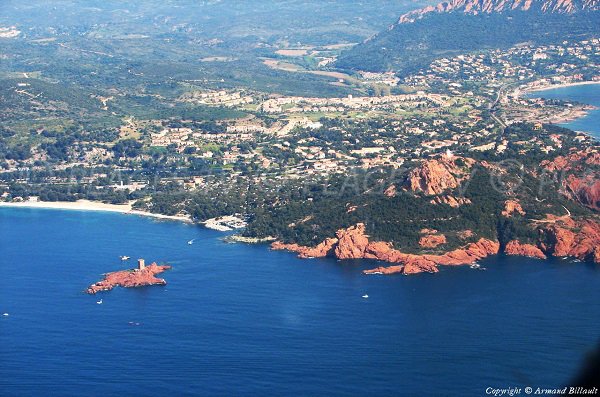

{"left": 335, "top": 224, "right": 371, "bottom": 260}
{"left": 271, "top": 216, "right": 600, "bottom": 276}
{"left": 272, "top": 223, "right": 499, "bottom": 275}
{"left": 564, "top": 174, "right": 600, "bottom": 211}
{"left": 86, "top": 263, "right": 171, "bottom": 294}
{"left": 271, "top": 238, "right": 337, "bottom": 259}
{"left": 504, "top": 240, "right": 546, "bottom": 259}
{"left": 542, "top": 218, "right": 600, "bottom": 262}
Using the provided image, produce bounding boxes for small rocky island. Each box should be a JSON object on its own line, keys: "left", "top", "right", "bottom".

{"left": 86, "top": 259, "right": 171, "bottom": 294}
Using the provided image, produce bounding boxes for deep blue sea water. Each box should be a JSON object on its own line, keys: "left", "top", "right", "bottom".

{"left": 1, "top": 208, "right": 600, "bottom": 396}
{"left": 527, "top": 83, "right": 600, "bottom": 138}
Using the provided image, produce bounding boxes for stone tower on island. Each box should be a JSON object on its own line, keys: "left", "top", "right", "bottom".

{"left": 138, "top": 258, "right": 145, "bottom": 270}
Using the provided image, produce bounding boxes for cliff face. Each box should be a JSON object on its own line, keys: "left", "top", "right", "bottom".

{"left": 271, "top": 238, "right": 337, "bottom": 259}
{"left": 397, "top": 0, "right": 599, "bottom": 24}
{"left": 542, "top": 218, "right": 600, "bottom": 261}
{"left": 564, "top": 175, "right": 600, "bottom": 211}
{"left": 271, "top": 216, "right": 600, "bottom": 275}
{"left": 540, "top": 149, "right": 600, "bottom": 210}
{"left": 272, "top": 223, "right": 500, "bottom": 275}
{"left": 504, "top": 240, "right": 547, "bottom": 259}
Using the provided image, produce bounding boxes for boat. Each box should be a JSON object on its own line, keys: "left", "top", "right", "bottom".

{"left": 96, "top": 299, "right": 103, "bottom": 305}
{"left": 2, "top": 313, "right": 8, "bottom": 317}
{"left": 187, "top": 239, "right": 194, "bottom": 245}
{"left": 470, "top": 263, "right": 481, "bottom": 269}
{"left": 362, "top": 294, "right": 369, "bottom": 299}
{"left": 120, "top": 256, "right": 130, "bottom": 261}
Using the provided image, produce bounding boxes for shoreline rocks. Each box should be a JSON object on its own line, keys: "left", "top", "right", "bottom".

{"left": 271, "top": 217, "right": 600, "bottom": 275}
{"left": 86, "top": 263, "right": 171, "bottom": 294}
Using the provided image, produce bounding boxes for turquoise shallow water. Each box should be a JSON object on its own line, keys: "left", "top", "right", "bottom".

{"left": 1, "top": 208, "right": 599, "bottom": 396}
{"left": 528, "top": 83, "right": 600, "bottom": 138}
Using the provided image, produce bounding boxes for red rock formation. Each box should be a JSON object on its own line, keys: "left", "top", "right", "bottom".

{"left": 273, "top": 223, "right": 499, "bottom": 276}
{"left": 502, "top": 200, "right": 526, "bottom": 217}
{"left": 540, "top": 148, "right": 600, "bottom": 172}
{"left": 272, "top": 216, "right": 600, "bottom": 276}
{"left": 564, "top": 174, "right": 600, "bottom": 210}
{"left": 271, "top": 238, "right": 338, "bottom": 259}
{"left": 364, "top": 238, "right": 500, "bottom": 275}
{"left": 406, "top": 156, "right": 472, "bottom": 196}
{"left": 334, "top": 224, "right": 371, "bottom": 259}
{"left": 504, "top": 240, "right": 546, "bottom": 259}
{"left": 86, "top": 263, "right": 171, "bottom": 294}
{"left": 419, "top": 234, "right": 447, "bottom": 248}
{"left": 539, "top": 218, "right": 600, "bottom": 263}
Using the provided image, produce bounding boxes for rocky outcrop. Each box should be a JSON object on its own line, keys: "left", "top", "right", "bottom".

{"left": 564, "top": 174, "right": 600, "bottom": 210}
{"left": 504, "top": 240, "right": 546, "bottom": 259}
{"left": 406, "top": 155, "right": 474, "bottom": 196}
{"left": 502, "top": 200, "right": 526, "bottom": 217}
{"left": 541, "top": 218, "right": 600, "bottom": 262}
{"left": 364, "top": 238, "right": 500, "bottom": 275}
{"left": 86, "top": 263, "right": 171, "bottom": 294}
{"left": 419, "top": 233, "right": 447, "bottom": 248}
{"left": 335, "top": 224, "right": 370, "bottom": 259}
{"left": 272, "top": 223, "right": 499, "bottom": 275}
{"left": 540, "top": 148, "right": 600, "bottom": 172}
{"left": 271, "top": 238, "right": 337, "bottom": 259}
{"left": 271, "top": 216, "right": 600, "bottom": 276}
{"left": 539, "top": 150, "right": 600, "bottom": 211}
{"left": 397, "top": 0, "right": 599, "bottom": 24}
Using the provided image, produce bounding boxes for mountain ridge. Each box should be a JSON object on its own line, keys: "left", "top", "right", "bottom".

{"left": 336, "top": 0, "right": 600, "bottom": 73}
{"left": 397, "top": 0, "right": 599, "bottom": 24}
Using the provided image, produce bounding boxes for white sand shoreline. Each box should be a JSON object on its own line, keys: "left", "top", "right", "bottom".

{"left": 519, "top": 80, "right": 600, "bottom": 96}
{"left": 513, "top": 80, "right": 600, "bottom": 127}
{"left": 523, "top": 81, "right": 600, "bottom": 92}
{"left": 0, "top": 200, "right": 192, "bottom": 223}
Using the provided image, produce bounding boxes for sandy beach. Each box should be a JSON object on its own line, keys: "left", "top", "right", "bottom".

{"left": 0, "top": 200, "right": 192, "bottom": 223}
{"left": 521, "top": 80, "right": 600, "bottom": 94}
{"left": 511, "top": 80, "right": 600, "bottom": 125}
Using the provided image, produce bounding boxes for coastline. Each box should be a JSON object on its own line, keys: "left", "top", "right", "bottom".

{"left": 0, "top": 200, "right": 192, "bottom": 223}
{"left": 520, "top": 80, "right": 600, "bottom": 95}
{"left": 514, "top": 80, "right": 600, "bottom": 126}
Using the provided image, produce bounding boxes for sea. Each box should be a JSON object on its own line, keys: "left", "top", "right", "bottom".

{"left": 1, "top": 84, "right": 600, "bottom": 396}
{"left": 1, "top": 208, "right": 600, "bottom": 396}
{"left": 527, "top": 83, "right": 600, "bottom": 138}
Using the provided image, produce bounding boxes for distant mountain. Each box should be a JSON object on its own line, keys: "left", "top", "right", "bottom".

{"left": 398, "top": 0, "right": 599, "bottom": 23}
{"left": 336, "top": 0, "right": 600, "bottom": 73}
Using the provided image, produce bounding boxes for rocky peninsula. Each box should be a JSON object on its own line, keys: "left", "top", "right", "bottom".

{"left": 270, "top": 148, "right": 600, "bottom": 275}
{"left": 86, "top": 261, "right": 171, "bottom": 294}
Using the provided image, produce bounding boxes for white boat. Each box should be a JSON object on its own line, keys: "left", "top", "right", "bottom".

{"left": 2, "top": 313, "right": 8, "bottom": 317}
{"left": 362, "top": 294, "right": 369, "bottom": 299}
{"left": 120, "top": 256, "right": 130, "bottom": 261}
{"left": 470, "top": 263, "right": 481, "bottom": 269}
{"left": 96, "top": 299, "right": 103, "bottom": 305}
{"left": 188, "top": 240, "right": 194, "bottom": 245}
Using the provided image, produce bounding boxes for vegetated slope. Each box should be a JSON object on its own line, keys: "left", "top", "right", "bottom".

{"left": 336, "top": 0, "right": 600, "bottom": 73}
